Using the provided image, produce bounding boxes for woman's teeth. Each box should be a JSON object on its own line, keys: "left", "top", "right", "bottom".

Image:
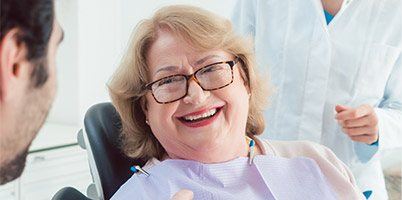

{"left": 183, "top": 108, "right": 217, "bottom": 122}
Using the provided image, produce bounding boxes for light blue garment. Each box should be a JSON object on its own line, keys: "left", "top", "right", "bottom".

{"left": 324, "top": 10, "right": 334, "bottom": 24}
{"left": 111, "top": 155, "right": 336, "bottom": 200}
{"left": 232, "top": 0, "right": 402, "bottom": 199}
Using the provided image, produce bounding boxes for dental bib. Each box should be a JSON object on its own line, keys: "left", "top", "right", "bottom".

{"left": 112, "top": 155, "right": 337, "bottom": 199}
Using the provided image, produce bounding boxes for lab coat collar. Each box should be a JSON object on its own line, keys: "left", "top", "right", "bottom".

{"left": 311, "top": 0, "right": 360, "bottom": 30}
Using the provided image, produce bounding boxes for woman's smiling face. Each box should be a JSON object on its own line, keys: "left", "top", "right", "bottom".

{"left": 144, "top": 30, "right": 250, "bottom": 163}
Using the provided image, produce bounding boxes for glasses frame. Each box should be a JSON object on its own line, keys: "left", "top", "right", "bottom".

{"left": 145, "top": 57, "right": 240, "bottom": 104}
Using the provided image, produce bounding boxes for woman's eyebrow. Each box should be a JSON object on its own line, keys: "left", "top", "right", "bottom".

{"left": 194, "top": 55, "right": 223, "bottom": 66}
{"left": 154, "top": 65, "right": 179, "bottom": 77}
{"left": 153, "top": 55, "right": 223, "bottom": 76}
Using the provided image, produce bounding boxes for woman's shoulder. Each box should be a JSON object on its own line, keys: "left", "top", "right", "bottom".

{"left": 259, "top": 139, "right": 347, "bottom": 175}
{"left": 256, "top": 138, "right": 364, "bottom": 199}
{"left": 261, "top": 139, "right": 336, "bottom": 158}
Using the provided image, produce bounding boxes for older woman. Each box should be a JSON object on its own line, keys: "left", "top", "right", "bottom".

{"left": 108, "top": 5, "right": 364, "bottom": 200}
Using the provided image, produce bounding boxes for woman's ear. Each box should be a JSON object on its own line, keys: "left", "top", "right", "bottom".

{"left": 140, "top": 97, "right": 149, "bottom": 123}
{"left": 237, "top": 64, "right": 251, "bottom": 96}
{"left": 245, "top": 82, "right": 251, "bottom": 96}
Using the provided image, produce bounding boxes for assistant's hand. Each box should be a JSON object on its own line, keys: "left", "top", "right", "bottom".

{"left": 171, "top": 189, "right": 194, "bottom": 200}
{"left": 335, "top": 104, "right": 379, "bottom": 145}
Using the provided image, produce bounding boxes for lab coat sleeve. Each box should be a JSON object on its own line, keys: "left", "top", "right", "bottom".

{"left": 354, "top": 52, "right": 402, "bottom": 162}
{"left": 375, "top": 52, "right": 402, "bottom": 151}
{"left": 231, "top": 0, "right": 256, "bottom": 38}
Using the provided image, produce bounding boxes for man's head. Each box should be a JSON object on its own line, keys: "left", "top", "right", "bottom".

{"left": 0, "top": 0, "right": 63, "bottom": 184}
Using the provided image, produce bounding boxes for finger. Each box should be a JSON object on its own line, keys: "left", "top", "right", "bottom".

{"left": 355, "top": 104, "right": 372, "bottom": 118}
{"left": 336, "top": 108, "right": 358, "bottom": 120}
{"left": 336, "top": 105, "right": 371, "bottom": 120}
{"left": 342, "top": 126, "right": 374, "bottom": 136}
{"left": 337, "top": 119, "right": 346, "bottom": 127}
{"left": 335, "top": 104, "right": 350, "bottom": 113}
{"left": 171, "top": 189, "right": 194, "bottom": 200}
{"left": 349, "top": 134, "right": 378, "bottom": 144}
{"left": 343, "top": 116, "right": 371, "bottom": 128}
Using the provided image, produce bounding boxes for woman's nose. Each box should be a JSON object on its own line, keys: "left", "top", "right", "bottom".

{"left": 183, "top": 80, "right": 210, "bottom": 105}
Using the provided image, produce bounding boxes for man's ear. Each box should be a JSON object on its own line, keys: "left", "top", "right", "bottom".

{"left": 0, "top": 29, "right": 29, "bottom": 101}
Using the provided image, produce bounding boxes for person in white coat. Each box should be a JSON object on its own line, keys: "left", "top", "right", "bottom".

{"left": 232, "top": 0, "right": 402, "bottom": 199}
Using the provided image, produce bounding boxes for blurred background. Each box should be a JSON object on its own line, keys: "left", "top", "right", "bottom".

{"left": 0, "top": 0, "right": 400, "bottom": 199}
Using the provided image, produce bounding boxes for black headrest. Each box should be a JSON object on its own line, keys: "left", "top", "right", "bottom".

{"left": 84, "top": 102, "right": 145, "bottom": 199}
{"left": 52, "top": 187, "right": 89, "bottom": 200}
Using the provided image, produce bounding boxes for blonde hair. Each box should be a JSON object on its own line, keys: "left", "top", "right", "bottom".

{"left": 108, "top": 5, "right": 269, "bottom": 161}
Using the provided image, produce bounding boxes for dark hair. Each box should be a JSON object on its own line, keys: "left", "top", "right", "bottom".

{"left": 1, "top": 0, "right": 54, "bottom": 87}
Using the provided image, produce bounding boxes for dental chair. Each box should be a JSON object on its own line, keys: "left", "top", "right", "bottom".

{"left": 52, "top": 102, "right": 146, "bottom": 200}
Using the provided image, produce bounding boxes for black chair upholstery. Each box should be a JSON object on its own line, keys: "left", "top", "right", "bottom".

{"left": 84, "top": 102, "right": 146, "bottom": 199}
{"left": 52, "top": 187, "right": 90, "bottom": 200}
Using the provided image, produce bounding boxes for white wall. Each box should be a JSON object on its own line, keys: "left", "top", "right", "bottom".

{"left": 48, "top": 0, "right": 237, "bottom": 126}
{"left": 47, "top": 0, "right": 79, "bottom": 125}
{"left": 76, "top": 0, "right": 123, "bottom": 121}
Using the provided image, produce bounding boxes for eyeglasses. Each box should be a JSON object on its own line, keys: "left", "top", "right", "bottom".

{"left": 145, "top": 57, "right": 240, "bottom": 104}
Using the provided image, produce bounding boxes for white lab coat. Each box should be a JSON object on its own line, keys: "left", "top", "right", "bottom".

{"left": 232, "top": 0, "right": 402, "bottom": 199}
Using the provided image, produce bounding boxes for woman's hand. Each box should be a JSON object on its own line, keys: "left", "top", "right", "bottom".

{"left": 335, "top": 104, "right": 379, "bottom": 145}
{"left": 171, "top": 189, "right": 194, "bottom": 200}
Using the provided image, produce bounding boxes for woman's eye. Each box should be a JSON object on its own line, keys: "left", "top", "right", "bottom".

{"left": 158, "top": 78, "right": 174, "bottom": 86}
{"left": 157, "top": 76, "right": 183, "bottom": 86}
{"left": 200, "top": 64, "right": 223, "bottom": 74}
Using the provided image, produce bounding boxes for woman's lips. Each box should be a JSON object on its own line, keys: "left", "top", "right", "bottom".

{"left": 178, "top": 106, "right": 223, "bottom": 128}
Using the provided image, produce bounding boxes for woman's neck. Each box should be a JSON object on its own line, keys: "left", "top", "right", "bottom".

{"left": 165, "top": 136, "right": 262, "bottom": 164}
